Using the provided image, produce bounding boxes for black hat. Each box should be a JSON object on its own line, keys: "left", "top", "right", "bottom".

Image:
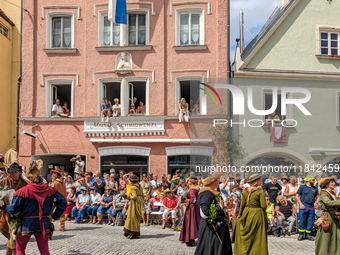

{"left": 130, "top": 175, "right": 139, "bottom": 182}
{"left": 175, "top": 170, "right": 181, "bottom": 173}
{"left": 8, "top": 163, "right": 22, "bottom": 173}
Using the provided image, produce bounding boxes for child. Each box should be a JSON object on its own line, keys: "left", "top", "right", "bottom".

{"left": 143, "top": 194, "right": 150, "bottom": 226}
{"left": 149, "top": 192, "right": 160, "bottom": 224}
{"left": 230, "top": 185, "right": 240, "bottom": 215}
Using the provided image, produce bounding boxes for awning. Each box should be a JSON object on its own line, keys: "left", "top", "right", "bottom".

{"left": 90, "top": 139, "right": 213, "bottom": 143}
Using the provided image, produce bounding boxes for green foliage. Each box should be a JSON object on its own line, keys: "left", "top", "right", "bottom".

{"left": 209, "top": 114, "right": 246, "bottom": 165}
{"left": 207, "top": 203, "right": 217, "bottom": 225}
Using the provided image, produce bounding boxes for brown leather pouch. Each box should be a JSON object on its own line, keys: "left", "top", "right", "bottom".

{"left": 321, "top": 212, "right": 329, "bottom": 231}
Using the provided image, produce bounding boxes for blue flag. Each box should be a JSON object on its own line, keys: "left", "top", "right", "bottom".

{"left": 108, "top": 0, "right": 127, "bottom": 25}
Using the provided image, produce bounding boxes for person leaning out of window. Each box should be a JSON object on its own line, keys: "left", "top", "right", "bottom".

{"left": 52, "top": 98, "right": 69, "bottom": 117}
{"left": 179, "top": 98, "right": 189, "bottom": 123}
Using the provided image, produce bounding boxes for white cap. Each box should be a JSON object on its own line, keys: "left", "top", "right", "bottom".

{"left": 152, "top": 191, "right": 158, "bottom": 197}
{"left": 110, "top": 168, "right": 115, "bottom": 173}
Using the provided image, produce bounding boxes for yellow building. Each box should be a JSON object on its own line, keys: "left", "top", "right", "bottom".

{"left": 0, "top": 1, "right": 21, "bottom": 169}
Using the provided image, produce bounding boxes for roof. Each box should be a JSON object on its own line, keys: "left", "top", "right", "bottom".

{"left": 0, "top": 9, "right": 15, "bottom": 27}
{"left": 241, "top": 0, "right": 296, "bottom": 61}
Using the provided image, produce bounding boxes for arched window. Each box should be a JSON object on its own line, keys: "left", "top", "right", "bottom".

{"left": 247, "top": 155, "right": 298, "bottom": 166}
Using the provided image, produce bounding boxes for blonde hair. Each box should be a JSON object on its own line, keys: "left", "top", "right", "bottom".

{"left": 276, "top": 195, "right": 285, "bottom": 204}
{"left": 180, "top": 98, "right": 186, "bottom": 103}
{"left": 114, "top": 98, "right": 119, "bottom": 102}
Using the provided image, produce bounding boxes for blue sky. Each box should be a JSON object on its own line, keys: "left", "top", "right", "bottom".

{"left": 230, "top": 0, "right": 282, "bottom": 62}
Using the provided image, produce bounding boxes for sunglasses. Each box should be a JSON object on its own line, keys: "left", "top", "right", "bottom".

{"left": 265, "top": 199, "right": 270, "bottom": 201}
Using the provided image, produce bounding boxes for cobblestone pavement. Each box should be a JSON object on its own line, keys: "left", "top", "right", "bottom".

{"left": 0, "top": 221, "right": 315, "bottom": 255}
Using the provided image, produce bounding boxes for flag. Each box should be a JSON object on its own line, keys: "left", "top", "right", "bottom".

{"left": 108, "top": 0, "right": 127, "bottom": 24}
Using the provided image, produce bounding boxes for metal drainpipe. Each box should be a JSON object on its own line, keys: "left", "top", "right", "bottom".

{"left": 16, "top": 0, "right": 23, "bottom": 152}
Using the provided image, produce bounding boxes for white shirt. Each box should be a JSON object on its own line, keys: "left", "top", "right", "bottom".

{"left": 112, "top": 104, "right": 121, "bottom": 116}
{"left": 74, "top": 160, "right": 85, "bottom": 174}
{"left": 219, "top": 183, "right": 228, "bottom": 202}
{"left": 52, "top": 104, "right": 63, "bottom": 116}
{"left": 90, "top": 193, "right": 101, "bottom": 204}
{"left": 150, "top": 180, "right": 161, "bottom": 195}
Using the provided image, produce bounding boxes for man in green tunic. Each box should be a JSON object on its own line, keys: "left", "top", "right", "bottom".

{"left": 124, "top": 175, "right": 143, "bottom": 238}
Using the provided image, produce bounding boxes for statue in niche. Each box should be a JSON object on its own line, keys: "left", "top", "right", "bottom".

{"left": 116, "top": 52, "right": 132, "bottom": 74}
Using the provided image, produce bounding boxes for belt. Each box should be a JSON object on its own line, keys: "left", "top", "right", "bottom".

{"left": 245, "top": 205, "right": 262, "bottom": 209}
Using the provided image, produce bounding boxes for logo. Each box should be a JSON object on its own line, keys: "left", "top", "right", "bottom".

{"left": 199, "top": 82, "right": 222, "bottom": 106}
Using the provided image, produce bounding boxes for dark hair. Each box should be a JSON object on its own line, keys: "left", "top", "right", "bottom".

{"left": 320, "top": 179, "right": 335, "bottom": 189}
{"left": 103, "top": 97, "right": 107, "bottom": 100}
{"left": 71, "top": 186, "right": 76, "bottom": 193}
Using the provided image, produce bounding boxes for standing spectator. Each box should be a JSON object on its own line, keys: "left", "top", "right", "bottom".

{"left": 262, "top": 175, "right": 282, "bottom": 204}
{"left": 161, "top": 175, "right": 170, "bottom": 191}
{"left": 230, "top": 185, "right": 240, "bottom": 214}
{"left": 264, "top": 173, "right": 273, "bottom": 183}
{"left": 150, "top": 174, "right": 162, "bottom": 196}
{"left": 331, "top": 175, "right": 339, "bottom": 187}
{"left": 177, "top": 180, "right": 188, "bottom": 196}
{"left": 167, "top": 174, "right": 172, "bottom": 183}
{"left": 170, "top": 176, "right": 180, "bottom": 195}
{"left": 219, "top": 176, "right": 229, "bottom": 203}
{"left": 162, "top": 189, "right": 180, "bottom": 229}
{"left": 119, "top": 170, "right": 127, "bottom": 189}
{"left": 137, "top": 101, "right": 146, "bottom": 114}
{"left": 189, "top": 171, "right": 195, "bottom": 177}
{"left": 97, "top": 187, "right": 115, "bottom": 225}
{"left": 72, "top": 186, "right": 90, "bottom": 224}
{"left": 52, "top": 98, "right": 69, "bottom": 117}
{"left": 281, "top": 175, "right": 289, "bottom": 197}
{"left": 284, "top": 175, "right": 300, "bottom": 210}
{"left": 296, "top": 175, "right": 319, "bottom": 241}
{"left": 297, "top": 172, "right": 304, "bottom": 185}
{"left": 87, "top": 186, "right": 101, "bottom": 224}
{"left": 101, "top": 97, "right": 112, "bottom": 122}
{"left": 275, "top": 195, "right": 296, "bottom": 236}
{"left": 240, "top": 172, "right": 250, "bottom": 190}
{"left": 198, "top": 178, "right": 203, "bottom": 189}
{"left": 64, "top": 186, "right": 77, "bottom": 221}
{"left": 140, "top": 174, "right": 151, "bottom": 196}
{"left": 179, "top": 98, "right": 189, "bottom": 122}
{"left": 70, "top": 155, "right": 85, "bottom": 180}
{"left": 235, "top": 174, "right": 241, "bottom": 185}
{"left": 142, "top": 194, "right": 151, "bottom": 226}
{"left": 93, "top": 176, "right": 105, "bottom": 195}
{"left": 133, "top": 97, "right": 138, "bottom": 109}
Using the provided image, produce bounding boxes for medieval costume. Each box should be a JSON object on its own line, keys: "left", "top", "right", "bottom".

{"left": 0, "top": 163, "right": 28, "bottom": 255}
{"left": 315, "top": 178, "right": 340, "bottom": 255}
{"left": 179, "top": 175, "right": 201, "bottom": 246}
{"left": 232, "top": 174, "right": 268, "bottom": 255}
{"left": 6, "top": 160, "right": 67, "bottom": 255}
{"left": 195, "top": 172, "right": 232, "bottom": 255}
{"left": 124, "top": 175, "right": 143, "bottom": 239}
{"left": 50, "top": 168, "right": 67, "bottom": 231}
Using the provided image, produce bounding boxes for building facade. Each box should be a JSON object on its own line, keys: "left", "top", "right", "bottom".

{"left": 232, "top": 0, "right": 340, "bottom": 175}
{"left": 19, "top": 0, "right": 230, "bottom": 178}
{"left": 0, "top": 1, "right": 21, "bottom": 169}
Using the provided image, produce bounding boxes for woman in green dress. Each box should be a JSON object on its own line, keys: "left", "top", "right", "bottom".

{"left": 124, "top": 175, "right": 144, "bottom": 239}
{"left": 232, "top": 173, "right": 268, "bottom": 255}
{"left": 315, "top": 177, "right": 340, "bottom": 255}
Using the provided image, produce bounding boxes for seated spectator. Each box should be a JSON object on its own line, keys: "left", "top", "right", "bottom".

{"left": 150, "top": 192, "right": 160, "bottom": 224}
{"left": 177, "top": 180, "right": 188, "bottom": 196}
{"left": 107, "top": 173, "right": 118, "bottom": 194}
{"left": 52, "top": 98, "right": 69, "bottom": 117}
{"left": 140, "top": 174, "right": 151, "bottom": 196}
{"left": 155, "top": 184, "right": 163, "bottom": 199}
{"left": 85, "top": 174, "right": 93, "bottom": 192}
{"left": 71, "top": 186, "right": 90, "bottom": 224}
{"left": 265, "top": 195, "right": 275, "bottom": 227}
{"left": 265, "top": 111, "right": 281, "bottom": 125}
{"left": 104, "top": 173, "right": 110, "bottom": 185}
{"left": 111, "top": 189, "right": 129, "bottom": 226}
{"left": 65, "top": 175, "right": 73, "bottom": 193}
{"left": 179, "top": 98, "right": 189, "bottom": 122}
{"left": 137, "top": 101, "right": 146, "bottom": 114}
{"left": 64, "top": 186, "right": 77, "bottom": 221}
{"left": 133, "top": 96, "right": 138, "bottom": 109}
{"left": 275, "top": 195, "right": 296, "bottom": 236}
{"left": 142, "top": 194, "right": 150, "bottom": 226}
{"left": 87, "top": 186, "right": 101, "bottom": 224}
{"left": 161, "top": 175, "right": 170, "bottom": 191}
{"left": 191, "top": 103, "right": 199, "bottom": 113}
{"left": 118, "top": 170, "right": 127, "bottom": 190}
{"left": 101, "top": 97, "right": 112, "bottom": 122}
{"left": 129, "top": 104, "right": 137, "bottom": 114}
{"left": 91, "top": 171, "right": 106, "bottom": 184}
{"left": 225, "top": 196, "right": 236, "bottom": 230}
{"left": 97, "top": 186, "right": 115, "bottom": 225}
{"left": 62, "top": 102, "right": 70, "bottom": 117}
{"left": 162, "top": 189, "right": 180, "bottom": 229}
{"left": 112, "top": 98, "right": 121, "bottom": 117}
{"left": 93, "top": 176, "right": 105, "bottom": 195}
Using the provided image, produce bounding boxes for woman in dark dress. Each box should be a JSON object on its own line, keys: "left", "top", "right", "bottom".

{"left": 179, "top": 175, "right": 201, "bottom": 246}
{"left": 194, "top": 172, "right": 232, "bottom": 255}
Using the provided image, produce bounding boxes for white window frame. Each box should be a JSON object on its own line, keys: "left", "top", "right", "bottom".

{"left": 316, "top": 25, "right": 340, "bottom": 56}
{"left": 98, "top": 77, "right": 149, "bottom": 116}
{"left": 336, "top": 91, "right": 340, "bottom": 127}
{"left": 320, "top": 31, "right": 339, "bottom": 56}
{"left": 0, "top": 22, "right": 10, "bottom": 39}
{"left": 46, "top": 79, "right": 74, "bottom": 117}
{"left": 261, "top": 88, "right": 293, "bottom": 125}
{"left": 175, "top": 8, "right": 204, "bottom": 46}
{"left": 98, "top": 10, "right": 124, "bottom": 47}
{"left": 175, "top": 76, "right": 207, "bottom": 115}
{"left": 46, "top": 12, "right": 75, "bottom": 49}
{"left": 127, "top": 9, "right": 150, "bottom": 46}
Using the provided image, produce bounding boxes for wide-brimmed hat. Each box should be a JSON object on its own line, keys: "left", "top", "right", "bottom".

{"left": 188, "top": 175, "right": 198, "bottom": 184}
{"left": 319, "top": 177, "right": 336, "bottom": 189}
{"left": 245, "top": 173, "right": 264, "bottom": 183}
{"left": 164, "top": 188, "right": 171, "bottom": 194}
{"left": 129, "top": 175, "right": 139, "bottom": 182}
{"left": 8, "top": 162, "right": 22, "bottom": 173}
{"left": 203, "top": 172, "right": 222, "bottom": 186}
{"left": 26, "top": 160, "right": 44, "bottom": 182}
{"left": 78, "top": 171, "right": 85, "bottom": 177}
{"left": 172, "top": 176, "right": 179, "bottom": 181}
{"left": 105, "top": 186, "right": 113, "bottom": 190}
{"left": 50, "top": 168, "right": 62, "bottom": 177}
{"left": 281, "top": 175, "right": 289, "bottom": 181}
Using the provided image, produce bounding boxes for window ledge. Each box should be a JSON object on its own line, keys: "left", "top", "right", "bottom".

{"left": 316, "top": 54, "right": 340, "bottom": 59}
{"left": 44, "top": 48, "right": 77, "bottom": 54}
{"left": 262, "top": 125, "right": 295, "bottom": 129}
{"left": 336, "top": 126, "right": 340, "bottom": 130}
{"left": 173, "top": 45, "right": 207, "bottom": 51}
{"left": 96, "top": 45, "right": 152, "bottom": 52}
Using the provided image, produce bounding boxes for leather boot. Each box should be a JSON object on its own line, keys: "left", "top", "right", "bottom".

{"left": 306, "top": 233, "right": 315, "bottom": 241}
{"left": 12, "top": 249, "right": 16, "bottom": 255}
{"left": 6, "top": 247, "right": 12, "bottom": 255}
{"left": 58, "top": 217, "right": 65, "bottom": 231}
{"left": 297, "top": 232, "right": 305, "bottom": 241}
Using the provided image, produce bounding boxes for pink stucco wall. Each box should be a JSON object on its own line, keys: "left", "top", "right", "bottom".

{"left": 19, "top": 0, "right": 229, "bottom": 175}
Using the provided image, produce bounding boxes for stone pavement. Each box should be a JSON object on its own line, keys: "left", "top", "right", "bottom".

{"left": 0, "top": 221, "right": 315, "bottom": 255}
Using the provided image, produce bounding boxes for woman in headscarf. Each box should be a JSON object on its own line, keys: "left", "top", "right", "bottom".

{"left": 315, "top": 177, "right": 340, "bottom": 255}
{"left": 232, "top": 173, "right": 268, "bottom": 255}
{"left": 179, "top": 175, "right": 201, "bottom": 246}
{"left": 124, "top": 175, "right": 143, "bottom": 239}
{"left": 6, "top": 160, "right": 66, "bottom": 255}
{"left": 194, "top": 172, "right": 232, "bottom": 255}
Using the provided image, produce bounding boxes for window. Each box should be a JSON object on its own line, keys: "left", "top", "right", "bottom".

{"left": 320, "top": 32, "right": 339, "bottom": 55}
{"left": 176, "top": 9, "right": 204, "bottom": 46}
{"left": 168, "top": 155, "right": 210, "bottom": 178}
{"left": 103, "top": 82, "right": 121, "bottom": 104}
{"left": 51, "top": 84, "right": 72, "bottom": 116}
{"left": 128, "top": 14, "right": 146, "bottom": 45}
{"left": 264, "top": 92, "right": 286, "bottom": 122}
{"left": 180, "top": 81, "right": 200, "bottom": 113}
{"left": 128, "top": 81, "right": 146, "bottom": 115}
{"left": 103, "top": 16, "right": 120, "bottom": 46}
{"left": 52, "top": 16, "right": 72, "bottom": 48}
{"left": 0, "top": 22, "right": 9, "bottom": 39}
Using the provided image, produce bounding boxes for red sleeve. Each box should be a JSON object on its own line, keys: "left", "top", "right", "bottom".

{"left": 163, "top": 199, "right": 168, "bottom": 207}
